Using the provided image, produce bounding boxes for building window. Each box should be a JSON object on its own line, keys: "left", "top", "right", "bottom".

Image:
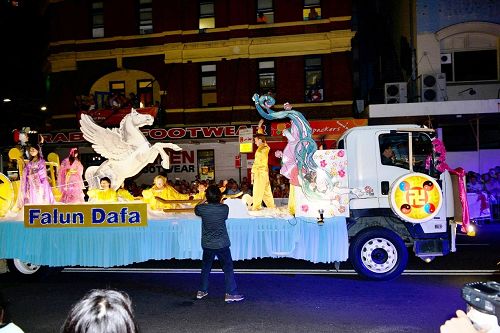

{"left": 258, "top": 60, "right": 275, "bottom": 94}
{"left": 138, "top": 0, "right": 153, "bottom": 35}
{"left": 304, "top": 56, "right": 323, "bottom": 102}
{"left": 109, "top": 81, "right": 125, "bottom": 96}
{"left": 440, "top": 32, "right": 498, "bottom": 83}
{"left": 199, "top": 1, "right": 215, "bottom": 29}
{"left": 257, "top": 0, "right": 274, "bottom": 24}
{"left": 201, "top": 64, "right": 217, "bottom": 107}
{"left": 91, "top": 1, "right": 104, "bottom": 38}
{"left": 137, "top": 79, "right": 154, "bottom": 107}
{"left": 441, "top": 50, "right": 497, "bottom": 82}
{"left": 303, "top": 0, "right": 321, "bottom": 21}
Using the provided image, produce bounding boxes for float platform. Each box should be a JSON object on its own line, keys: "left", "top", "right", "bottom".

{"left": 0, "top": 209, "right": 348, "bottom": 268}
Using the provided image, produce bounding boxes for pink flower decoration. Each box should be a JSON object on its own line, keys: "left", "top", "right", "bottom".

{"left": 339, "top": 206, "right": 346, "bottom": 213}
{"left": 320, "top": 160, "right": 327, "bottom": 168}
{"left": 301, "top": 205, "right": 309, "bottom": 213}
{"left": 337, "top": 150, "right": 345, "bottom": 157}
{"left": 338, "top": 169, "right": 345, "bottom": 177}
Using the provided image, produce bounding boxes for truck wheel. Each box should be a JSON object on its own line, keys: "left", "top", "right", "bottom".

{"left": 6, "top": 259, "right": 53, "bottom": 279}
{"left": 349, "top": 227, "right": 408, "bottom": 281}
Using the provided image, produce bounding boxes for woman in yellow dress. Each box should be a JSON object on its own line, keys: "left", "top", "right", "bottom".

{"left": 250, "top": 119, "right": 275, "bottom": 210}
{"left": 142, "top": 175, "right": 191, "bottom": 210}
{"left": 117, "top": 182, "right": 141, "bottom": 202}
{"left": 87, "top": 177, "right": 117, "bottom": 203}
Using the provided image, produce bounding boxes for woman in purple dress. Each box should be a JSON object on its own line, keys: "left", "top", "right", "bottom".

{"left": 17, "top": 143, "right": 55, "bottom": 207}
{"left": 58, "top": 148, "right": 85, "bottom": 203}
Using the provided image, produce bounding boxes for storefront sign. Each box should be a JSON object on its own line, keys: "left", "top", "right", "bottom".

{"left": 42, "top": 125, "right": 260, "bottom": 143}
{"left": 271, "top": 119, "right": 368, "bottom": 138}
{"left": 24, "top": 203, "right": 148, "bottom": 228}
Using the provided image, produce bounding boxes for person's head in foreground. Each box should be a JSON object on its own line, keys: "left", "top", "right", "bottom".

{"left": 61, "top": 289, "right": 139, "bottom": 333}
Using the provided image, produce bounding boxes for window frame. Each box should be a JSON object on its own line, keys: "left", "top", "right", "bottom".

{"left": 138, "top": 0, "right": 153, "bottom": 35}
{"left": 303, "top": 0, "right": 321, "bottom": 21}
{"left": 201, "top": 63, "right": 217, "bottom": 107}
{"left": 257, "top": 0, "right": 274, "bottom": 24}
{"left": 137, "top": 79, "right": 154, "bottom": 107}
{"left": 441, "top": 49, "right": 498, "bottom": 83}
{"left": 304, "top": 55, "right": 324, "bottom": 102}
{"left": 199, "top": 1, "right": 215, "bottom": 29}
{"left": 91, "top": 1, "right": 104, "bottom": 38}
{"left": 258, "top": 59, "right": 276, "bottom": 95}
{"left": 109, "top": 81, "right": 126, "bottom": 96}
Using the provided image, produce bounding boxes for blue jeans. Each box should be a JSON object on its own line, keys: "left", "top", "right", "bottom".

{"left": 199, "top": 246, "right": 238, "bottom": 294}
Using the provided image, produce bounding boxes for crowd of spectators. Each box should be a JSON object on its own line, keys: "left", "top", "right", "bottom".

{"left": 74, "top": 92, "right": 142, "bottom": 112}
{"left": 466, "top": 166, "right": 500, "bottom": 219}
{"left": 466, "top": 167, "right": 500, "bottom": 197}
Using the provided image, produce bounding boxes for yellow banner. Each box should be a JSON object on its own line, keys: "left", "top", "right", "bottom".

{"left": 24, "top": 203, "right": 148, "bottom": 228}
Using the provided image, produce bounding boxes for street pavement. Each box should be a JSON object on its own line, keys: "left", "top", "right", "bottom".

{"left": 1, "top": 270, "right": 498, "bottom": 333}
{"left": 0, "top": 223, "right": 498, "bottom": 333}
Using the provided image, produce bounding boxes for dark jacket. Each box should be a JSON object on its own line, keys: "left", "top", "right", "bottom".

{"left": 195, "top": 203, "right": 230, "bottom": 249}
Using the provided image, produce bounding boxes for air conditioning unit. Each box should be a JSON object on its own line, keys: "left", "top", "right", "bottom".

{"left": 440, "top": 53, "right": 452, "bottom": 64}
{"left": 384, "top": 82, "right": 407, "bottom": 104}
{"left": 420, "top": 73, "right": 447, "bottom": 102}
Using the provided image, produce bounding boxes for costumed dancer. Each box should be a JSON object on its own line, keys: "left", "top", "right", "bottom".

{"left": 87, "top": 177, "right": 117, "bottom": 203}
{"left": 142, "top": 175, "right": 191, "bottom": 210}
{"left": 58, "top": 148, "right": 85, "bottom": 203}
{"left": 275, "top": 102, "right": 302, "bottom": 214}
{"left": 16, "top": 135, "right": 55, "bottom": 208}
{"left": 192, "top": 181, "right": 209, "bottom": 200}
{"left": 252, "top": 93, "right": 332, "bottom": 202}
{"left": 250, "top": 119, "right": 275, "bottom": 210}
{"left": 193, "top": 180, "right": 234, "bottom": 201}
{"left": 117, "top": 182, "right": 138, "bottom": 202}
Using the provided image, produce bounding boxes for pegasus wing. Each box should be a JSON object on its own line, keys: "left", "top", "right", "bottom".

{"left": 79, "top": 114, "right": 132, "bottom": 160}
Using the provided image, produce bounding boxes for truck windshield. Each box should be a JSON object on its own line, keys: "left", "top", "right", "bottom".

{"left": 378, "top": 132, "right": 433, "bottom": 174}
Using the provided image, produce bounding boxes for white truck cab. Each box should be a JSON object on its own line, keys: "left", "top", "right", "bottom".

{"left": 337, "top": 125, "right": 461, "bottom": 280}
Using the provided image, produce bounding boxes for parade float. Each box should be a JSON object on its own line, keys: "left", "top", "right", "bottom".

{"left": 0, "top": 96, "right": 472, "bottom": 280}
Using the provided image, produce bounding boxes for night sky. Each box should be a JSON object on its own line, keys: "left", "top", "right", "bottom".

{"left": 0, "top": 0, "right": 48, "bottom": 142}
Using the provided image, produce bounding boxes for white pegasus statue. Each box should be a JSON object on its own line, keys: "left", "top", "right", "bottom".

{"left": 80, "top": 109, "right": 181, "bottom": 190}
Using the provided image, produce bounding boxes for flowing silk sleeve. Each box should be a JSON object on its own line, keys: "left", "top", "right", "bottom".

{"left": 76, "top": 160, "right": 84, "bottom": 177}
{"left": 165, "top": 186, "right": 191, "bottom": 200}
{"left": 87, "top": 189, "right": 98, "bottom": 201}
{"left": 36, "top": 159, "right": 49, "bottom": 183}
{"left": 76, "top": 160, "right": 85, "bottom": 189}
{"left": 58, "top": 159, "right": 69, "bottom": 187}
{"left": 117, "top": 189, "right": 135, "bottom": 201}
{"left": 192, "top": 191, "right": 206, "bottom": 200}
{"left": 105, "top": 189, "right": 118, "bottom": 202}
{"left": 141, "top": 189, "right": 156, "bottom": 208}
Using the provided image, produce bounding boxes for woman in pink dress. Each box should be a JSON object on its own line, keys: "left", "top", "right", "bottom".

{"left": 17, "top": 143, "right": 55, "bottom": 207}
{"left": 58, "top": 148, "right": 85, "bottom": 203}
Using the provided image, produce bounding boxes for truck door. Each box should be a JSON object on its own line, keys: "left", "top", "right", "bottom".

{"left": 376, "top": 131, "right": 447, "bottom": 233}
